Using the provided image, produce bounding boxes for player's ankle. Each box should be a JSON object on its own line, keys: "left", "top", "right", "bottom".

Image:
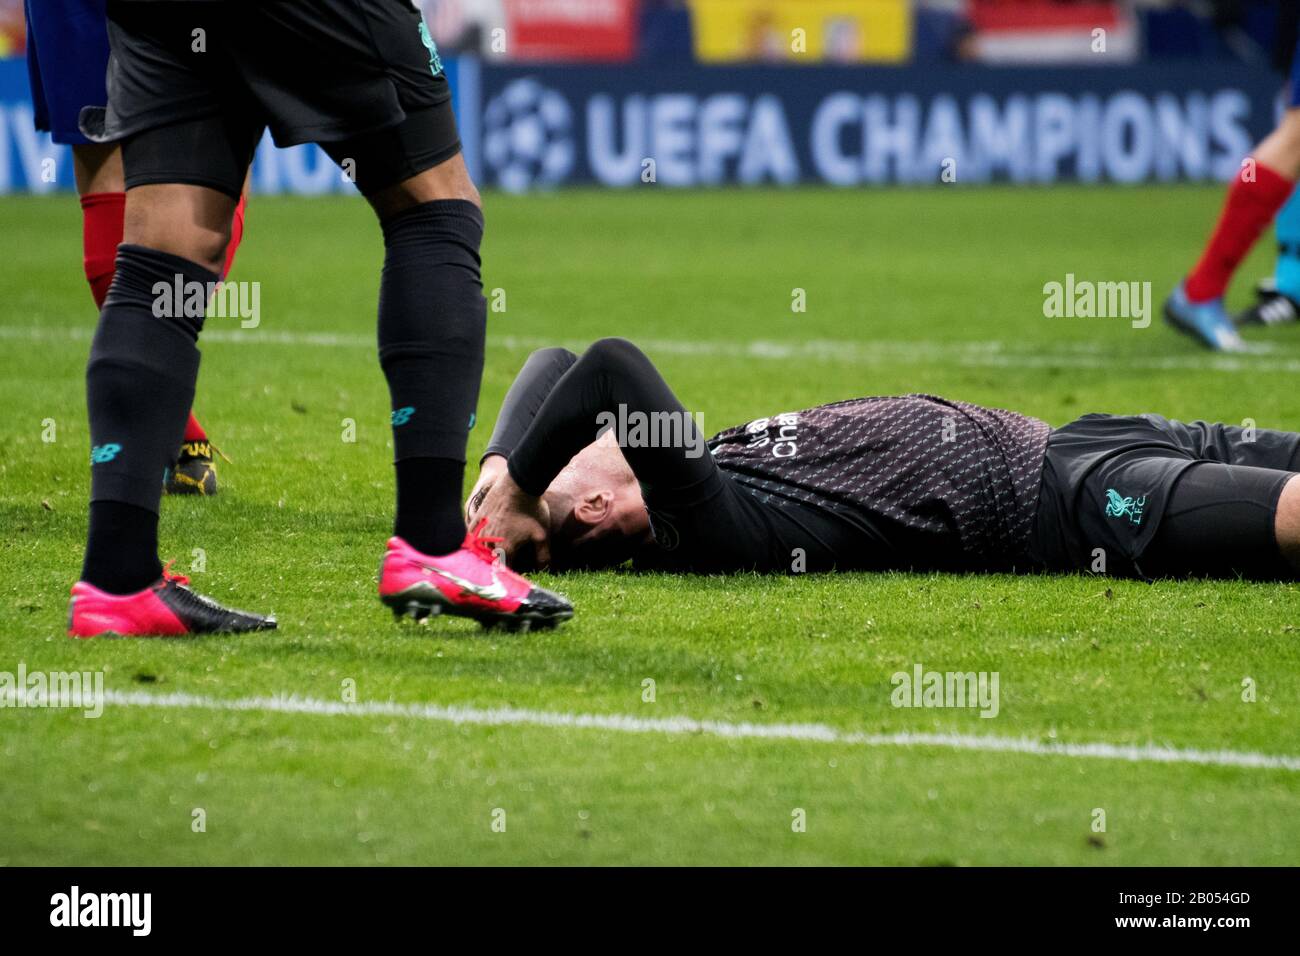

{"left": 80, "top": 501, "right": 163, "bottom": 595}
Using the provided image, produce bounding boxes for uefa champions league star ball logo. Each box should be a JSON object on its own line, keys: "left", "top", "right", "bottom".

{"left": 483, "top": 79, "right": 575, "bottom": 192}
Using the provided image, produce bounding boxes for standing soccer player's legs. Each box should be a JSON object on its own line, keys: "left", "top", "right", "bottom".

{"left": 1165, "top": 38, "right": 1300, "bottom": 351}
{"left": 80, "top": 181, "right": 232, "bottom": 595}
{"left": 73, "top": 144, "right": 248, "bottom": 495}
{"left": 1274, "top": 190, "right": 1300, "bottom": 304}
{"left": 71, "top": 113, "right": 275, "bottom": 636}
{"left": 363, "top": 151, "right": 484, "bottom": 560}
{"left": 1238, "top": 187, "right": 1300, "bottom": 326}
{"left": 320, "top": 122, "right": 570, "bottom": 629}
{"left": 30, "top": 0, "right": 243, "bottom": 493}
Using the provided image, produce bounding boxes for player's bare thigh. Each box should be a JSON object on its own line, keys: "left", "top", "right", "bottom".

{"left": 1274, "top": 474, "right": 1300, "bottom": 573}
{"left": 365, "top": 152, "right": 481, "bottom": 221}
{"left": 72, "top": 143, "right": 124, "bottom": 196}
{"left": 118, "top": 151, "right": 476, "bottom": 270}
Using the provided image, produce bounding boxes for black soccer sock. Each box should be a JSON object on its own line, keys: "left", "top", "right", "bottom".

{"left": 378, "top": 200, "right": 486, "bottom": 556}
{"left": 394, "top": 457, "right": 468, "bottom": 555}
{"left": 81, "top": 501, "right": 163, "bottom": 594}
{"left": 82, "top": 244, "right": 211, "bottom": 592}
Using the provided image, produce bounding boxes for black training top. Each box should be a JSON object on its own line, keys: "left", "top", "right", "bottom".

{"left": 486, "top": 340, "right": 1050, "bottom": 573}
{"left": 706, "top": 396, "right": 1050, "bottom": 569}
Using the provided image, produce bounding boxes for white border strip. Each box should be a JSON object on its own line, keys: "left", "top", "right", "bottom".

{"left": 3, "top": 324, "right": 1298, "bottom": 373}
{"left": 97, "top": 689, "right": 1300, "bottom": 772}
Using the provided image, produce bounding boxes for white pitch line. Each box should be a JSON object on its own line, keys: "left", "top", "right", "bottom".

{"left": 3, "top": 324, "right": 1299, "bottom": 374}
{"left": 95, "top": 688, "right": 1300, "bottom": 772}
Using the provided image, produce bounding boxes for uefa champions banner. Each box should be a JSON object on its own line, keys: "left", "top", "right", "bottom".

{"left": 0, "top": 55, "right": 1284, "bottom": 193}
{"left": 462, "top": 60, "right": 1283, "bottom": 191}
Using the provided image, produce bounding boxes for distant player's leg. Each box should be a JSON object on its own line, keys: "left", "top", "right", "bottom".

{"left": 164, "top": 176, "right": 251, "bottom": 496}
{"left": 1165, "top": 45, "right": 1300, "bottom": 351}
{"left": 73, "top": 143, "right": 125, "bottom": 308}
{"left": 68, "top": 4, "right": 273, "bottom": 636}
{"left": 1238, "top": 189, "right": 1300, "bottom": 326}
{"left": 72, "top": 176, "right": 274, "bottom": 636}
{"left": 321, "top": 118, "right": 570, "bottom": 630}
{"left": 73, "top": 145, "right": 248, "bottom": 497}
{"left": 1274, "top": 188, "right": 1300, "bottom": 305}
{"left": 30, "top": 0, "right": 241, "bottom": 497}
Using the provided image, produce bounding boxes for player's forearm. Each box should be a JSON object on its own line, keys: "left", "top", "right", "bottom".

{"left": 482, "top": 347, "right": 578, "bottom": 463}
{"left": 507, "top": 338, "right": 714, "bottom": 497}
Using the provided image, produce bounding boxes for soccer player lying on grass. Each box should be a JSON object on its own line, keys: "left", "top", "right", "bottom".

{"left": 469, "top": 338, "right": 1300, "bottom": 580}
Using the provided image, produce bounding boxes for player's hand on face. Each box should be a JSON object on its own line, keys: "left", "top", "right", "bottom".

{"left": 466, "top": 454, "right": 508, "bottom": 525}
{"left": 476, "top": 472, "right": 551, "bottom": 568}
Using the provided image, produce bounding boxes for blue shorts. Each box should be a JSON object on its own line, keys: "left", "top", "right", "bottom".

{"left": 24, "top": 0, "right": 110, "bottom": 145}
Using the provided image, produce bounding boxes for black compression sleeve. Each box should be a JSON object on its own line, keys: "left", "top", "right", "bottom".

{"left": 507, "top": 338, "right": 718, "bottom": 498}
{"left": 483, "top": 348, "right": 578, "bottom": 462}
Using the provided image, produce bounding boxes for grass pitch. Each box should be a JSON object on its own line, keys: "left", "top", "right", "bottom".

{"left": 2, "top": 186, "right": 1300, "bottom": 866}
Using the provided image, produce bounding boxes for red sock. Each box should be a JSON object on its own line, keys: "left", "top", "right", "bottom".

{"left": 80, "top": 192, "right": 125, "bottom": 309}
{"left": 222, "top": 193, "right": 247, "bottom": 279}
{"left": 183, "top": 411, "right": 208, "bottom": 443}
{"left": 1185, "top": 161, "right": 1295, "bottom": 302}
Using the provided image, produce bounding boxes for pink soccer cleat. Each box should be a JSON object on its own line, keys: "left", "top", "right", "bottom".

{"left": 68, "top": 565, "right": 276, "bottom": 638}
{"left": 379, "top": 519, "right": 573, "bottom": 632}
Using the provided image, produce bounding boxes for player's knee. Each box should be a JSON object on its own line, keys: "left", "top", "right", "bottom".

{"left": 585, "top": 337, "right": 648, "bottom": 373}
{"left": 123, "top": 187, "right": 234, "bottom": 274}
{"left": 374, "top": 156, "right": 482, "bottom": 219}
{"left": 584, "top": 337, "right": 656, "bottom": 382}
{"left": 125, "top": 228, "right": 229, "bottom": 276}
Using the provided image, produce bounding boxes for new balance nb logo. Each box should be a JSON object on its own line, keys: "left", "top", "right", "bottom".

{"left": 391, "top": 407, "right": 415, "bottom": 426}
{"left": 90, "top": 443, "right": 121, "bottom": 464}
{"left": 1104, "top": 488, "right": 1146, "bottom": 525}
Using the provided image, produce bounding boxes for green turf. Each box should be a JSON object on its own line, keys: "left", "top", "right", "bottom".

{"left": 3, "top": 187, "right": 1299, "bottom": 866}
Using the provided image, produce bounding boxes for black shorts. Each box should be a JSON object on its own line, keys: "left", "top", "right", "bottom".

{"left": 81, "top": 0, "right": 461, "bottom": 197}
{"left": 1027, "top": 414, "right": 1300, "bottom": 579}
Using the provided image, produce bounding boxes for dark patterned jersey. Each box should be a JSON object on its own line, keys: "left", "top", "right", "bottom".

{"left": 705, "top": 395, "right": 1051, "bottom": 570}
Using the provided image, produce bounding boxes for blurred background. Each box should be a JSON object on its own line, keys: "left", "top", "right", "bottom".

{"left": 0, "top": 0, "right": 1294, "bottom": 193}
